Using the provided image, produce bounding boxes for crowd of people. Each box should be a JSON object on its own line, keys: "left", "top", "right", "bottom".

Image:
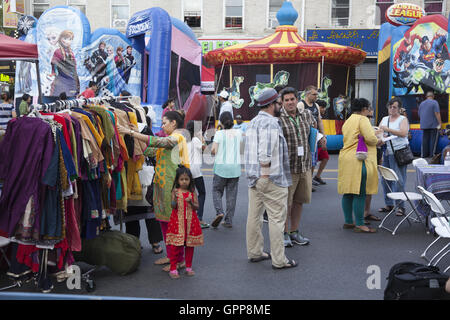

{"left": 1, "top": 80, "right": 449, "bottom": 280}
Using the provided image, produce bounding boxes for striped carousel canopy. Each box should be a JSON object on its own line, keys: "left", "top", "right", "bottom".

{"left": 204, "top": 2, "right": 366, "bottom": 67}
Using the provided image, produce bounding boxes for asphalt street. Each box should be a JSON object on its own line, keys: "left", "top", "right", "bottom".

{"left": 1, "top": 154, "right": 449, "bottom": 300}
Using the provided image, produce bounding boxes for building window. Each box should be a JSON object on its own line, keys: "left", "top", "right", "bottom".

{"left": 375, "top": 0, "right": 394, "bottom": 25}
{"left": 331, "top": 0, "right": 350, "bottom": 27}
{"left": 225, "top": 0, "right": 243, "bottom": 29}
{"left": 32, "top": 0, "right": 50, "bottom": 19}
{"left": 424, "top": 0, "right": 444, "bottom": 15}
{"left": 268, "top": 0, "right": 283, "bottom": 29}
{"left": 67, "top": 0, "right": 87, "bottom": 15}
{"left": 111, "top": 0, "right": 129, "bottom": 30}
{"left": 183, "top": 0, "right": 202, "bottom": 28}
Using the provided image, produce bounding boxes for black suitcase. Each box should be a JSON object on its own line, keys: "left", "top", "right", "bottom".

{"left": 384, "top": 262, "right": 450, "bottom": 300}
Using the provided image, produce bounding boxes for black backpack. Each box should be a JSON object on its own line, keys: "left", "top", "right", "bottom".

{"left": 384, "top": 262, "right": 450, "bottom": 300}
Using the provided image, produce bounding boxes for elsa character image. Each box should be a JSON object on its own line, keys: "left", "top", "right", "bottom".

{"left": 102, "top": 44, "right": 126, "bottom": 95}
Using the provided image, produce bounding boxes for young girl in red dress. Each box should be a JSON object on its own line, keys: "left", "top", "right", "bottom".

{"left": 166, "top": 166, "right": 204, "bottom": 279}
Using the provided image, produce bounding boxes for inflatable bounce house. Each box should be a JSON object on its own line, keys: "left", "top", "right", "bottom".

{"left": 204, "top": 1, "right": 366, "bottom": 150}
{"left": 376, "top": 3, "right": 450, "bottom": 154}
{"left": 14, "top": 6, "right": 204, "bottom": 132}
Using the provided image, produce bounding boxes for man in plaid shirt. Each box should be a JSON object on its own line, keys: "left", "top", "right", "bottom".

{"left": 245, "top": 88, "right": 297, "bottom": 270}
{"left": 279, "top": 87, "right": 316, "bottom": 247}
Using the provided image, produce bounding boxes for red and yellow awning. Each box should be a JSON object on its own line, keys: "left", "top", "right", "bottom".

{"left": 204, "top": 26, "right": 366, "bottom": 67}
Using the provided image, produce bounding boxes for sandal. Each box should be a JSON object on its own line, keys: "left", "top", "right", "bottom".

{"left": 169, "top": 270, "right": 180, "bottom": 279}
{"left": 154, "top": 257, "right": 170, "bottom": 265}
{"left": 396, "top": 208, "right": 405, "bottom": 216}
{"left": 343, "top": 223, "right": 355, "bottom": 229}
{"left": 249, "top": 252, "right": 271, "bottom": 263}
{"left": 272, "top": 259, "right": 298, "bottom": 270}
{"left": 378, "top": 206, "right": 393, "bottom": 213}
{"left": 200, "top": 222, "right": 210, "bottom": 229}
{"left": 151, "top": 243, "right": 163, "bottom": 254}
{"left": 163, "top": 261, "right": 186, "bottom": 272}
{"left": 365, "top": 214, "right": 381, "bottom": 222}
{"left": 186, "top": 268, "right": 195, "bottom": 276}
{"left": 353, "top": 227, "right": 377, "bottom": 233}
{"left": 211, "top": 214, "right": 224, "bottom": 228}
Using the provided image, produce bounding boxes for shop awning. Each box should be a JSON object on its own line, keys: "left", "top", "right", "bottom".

{"left": 0, "top": 33, "right": 38, "bottom": 60}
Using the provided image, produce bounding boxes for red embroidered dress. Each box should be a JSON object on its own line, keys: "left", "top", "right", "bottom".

{"left": 166, "top": 191, "right": 204, "bottom": 247}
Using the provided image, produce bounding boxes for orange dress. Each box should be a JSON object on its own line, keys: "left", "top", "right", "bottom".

{"left": 166, "top": 191, "right": 204, "bottom": 247}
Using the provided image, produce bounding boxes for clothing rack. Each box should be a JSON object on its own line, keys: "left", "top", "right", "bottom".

{"left": 30, "top": 95, "right": 141, "bottom": 113}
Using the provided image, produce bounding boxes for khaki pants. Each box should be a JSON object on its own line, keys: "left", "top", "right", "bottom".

{"left": 246, "top": 178, "right": 289, "bottom": 268}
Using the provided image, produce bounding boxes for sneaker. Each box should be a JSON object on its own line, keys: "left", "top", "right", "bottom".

{"left": 312, "top": 179, "right": 320, "bottom": 186}
{"left": 283, "top": 232, "right": 293, "bottom": 248}
{"left": 289, "top": 230, "right": 310, "bottom": 246}
{"left": 313, "top": 176, "right": 327, "bottom": 185}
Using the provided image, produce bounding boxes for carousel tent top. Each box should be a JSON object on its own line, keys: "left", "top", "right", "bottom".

{"left": 204, "top": 1, "right": 366, "bottom": 67}
{"left": 0, "top": 33, "right": 38, "bottom": 60}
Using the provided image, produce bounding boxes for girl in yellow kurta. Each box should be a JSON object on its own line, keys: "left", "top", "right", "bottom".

{"left": 338, "top": 98, "right": 383, "bottom": 233}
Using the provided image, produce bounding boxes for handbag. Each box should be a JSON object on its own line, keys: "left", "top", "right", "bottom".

{"left": 356, "top": 134, "right": 368, "bottom": 161}
{"left": 387, "top": 118, "right": 414, "bottom": 166}
{"left": 138, "top": 164, "right": 154, "bottom": 187}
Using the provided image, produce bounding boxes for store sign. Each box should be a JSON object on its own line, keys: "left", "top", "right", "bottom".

{"left": 3, "top": 0, "right": 25, "bottom": 28}
{"left": 306, "top": 29, "right": 379, "bottom": 57}
{"left": 385, "top": 3, "right": 425, "bottom": 26}
{"left": 199, "top": 38, "right": 255, "bottom": 55}
{"left": 0, "top": 74, "right": 10, "bottom": 82}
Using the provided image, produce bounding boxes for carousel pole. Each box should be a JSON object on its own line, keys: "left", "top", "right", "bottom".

{"left": 320, "top": 55, "right": 324, "bottom": 90}
{"left": 208, "top": 58, "right": 227, "bottom": 130}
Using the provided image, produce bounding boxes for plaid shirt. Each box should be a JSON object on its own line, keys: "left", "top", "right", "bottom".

{"left": 244, "top": 111, "right": 292, "bottom": 188}
{"left": 278, "top": 107, "right": 316, "bottom": 174}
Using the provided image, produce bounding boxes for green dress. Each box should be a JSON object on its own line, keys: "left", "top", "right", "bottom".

{"left": 19, "top": 100, "right": 29, "bottom": 116}
{"left": 144, "top": 131, "right": 190, "bottom": 222}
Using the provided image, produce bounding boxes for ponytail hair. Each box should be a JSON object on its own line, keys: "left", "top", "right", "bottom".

{"left": 219, "top": 111, "right": 234, "bottom": 130}
{"left": 351, "top": 98, "right": 370, "bottom": 113}
{"left": 164, "top": 110, "right": 184, "bottom": 129}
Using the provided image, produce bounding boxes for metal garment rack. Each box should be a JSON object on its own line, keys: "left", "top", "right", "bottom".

{"left": 30, "top": 95, "right": 141, "bottom": 113}
{"left": 10, "top": 95, "right": 141, "bottom": 293}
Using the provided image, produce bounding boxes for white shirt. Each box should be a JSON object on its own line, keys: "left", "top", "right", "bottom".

{"left": 219, "top": 101, "right": 234, "bottom": 119}
{"left": 380, "top": 115, "right": 409, "bottom": 154}
{"left": 188, "top": 136, "right": 203, "bottom": 179}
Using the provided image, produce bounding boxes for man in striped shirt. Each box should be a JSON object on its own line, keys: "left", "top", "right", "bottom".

{"left": 245, "top": 88, "right": 297, "bottom": 270}
{"left": 0, "top": 92, "right": 15, "bottom": 133}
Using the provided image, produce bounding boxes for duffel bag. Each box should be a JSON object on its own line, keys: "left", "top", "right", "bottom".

{"left": 384, "top": 262, "right": 450, "bottom": 300}
{"left": 73, "top": 230, "right": 142, "bottom": 276}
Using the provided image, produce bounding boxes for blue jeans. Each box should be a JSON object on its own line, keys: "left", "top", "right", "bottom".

{"left": 381, "top": 153, "right": 407, "bottom": 209}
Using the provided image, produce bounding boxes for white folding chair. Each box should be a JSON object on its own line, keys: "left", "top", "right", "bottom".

{"left": 417, "top": 187, "right": 450, "bottom": 271}
{"left": 378, "top": 165, "right": 424, "bottom": 235}
{"left": 412, "top": 158, "right": 428, "bottom": 167}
